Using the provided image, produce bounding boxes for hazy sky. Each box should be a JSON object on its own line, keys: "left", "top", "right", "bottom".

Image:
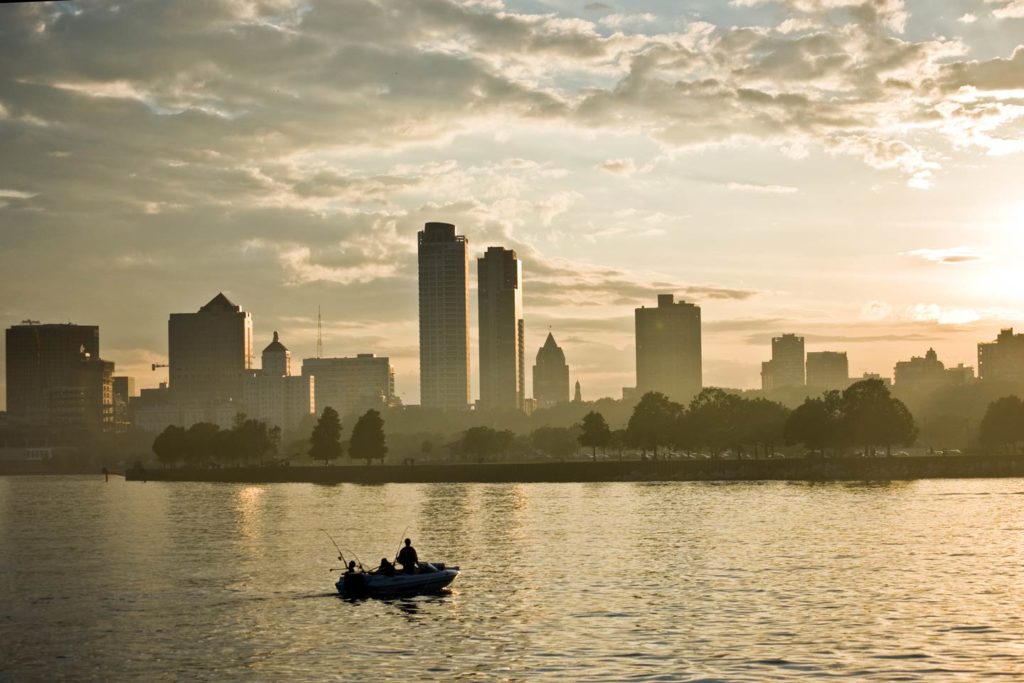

{"left": 2, "top": 0, "right": 1023, "bottom": 407}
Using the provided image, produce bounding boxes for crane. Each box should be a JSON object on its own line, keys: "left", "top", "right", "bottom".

{"left": 151, "top": 363, "right": 169, "bottom": 371}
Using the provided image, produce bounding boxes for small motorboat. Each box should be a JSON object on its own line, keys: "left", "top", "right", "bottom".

{"left": 336, "top": 562, "right": 460, "bottom": 597}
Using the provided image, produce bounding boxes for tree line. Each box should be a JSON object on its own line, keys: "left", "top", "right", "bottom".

{"left": 152, "top": 407, "right": 387, "bottom": 467}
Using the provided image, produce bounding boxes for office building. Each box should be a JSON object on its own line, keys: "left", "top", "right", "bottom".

{"left": 240, "top": 332, "right": 314, "bottom": 436}
{"left": 168, "top": 293, "right": 253, "bottom": 406}
{"left": 761, "top": 334, "right": 805, "bottom": 390}
{"left": 894, "top": 348, "right": 974, "bottom": 393}
{"left": 302, "top": 354, "right": 397, "bottom": 419}
{"left": 478, "top": 246, "right": 524, "bottom": 411}
{"left": 978, "top": 329, "right": 1024, "bottom": 385}
{"left": 112, "top": 376, "right": 136, "bottom": 432}
{"left": 5, "top": 322, "right": 113, "bottom": 431}
{"left": 533, "top": 332, "right": 570, "bottom": 407}
{"left": 806, "top": 351, "right": 849, "bottom": 389}
{"left": 418, "top": 222, "right": 470, "bottom": 409}
{"left": 635, "top": 294, "right": 702, "bottom": 402}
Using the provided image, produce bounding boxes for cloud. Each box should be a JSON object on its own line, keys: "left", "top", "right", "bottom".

{"left": 725, "top": 181, "right": 798, "bottom": 193}
{"left": 986, "top": 0, "right": 1024, "bottom": 19}
{"left": 902, "top": 247, "right": 986, "bottom": 264}
{"left": 598, "top": 158, "right": 637, "bottom": 175}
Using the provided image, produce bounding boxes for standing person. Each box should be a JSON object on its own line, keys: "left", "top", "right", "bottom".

{"left": 396, "top": 538, "right": 418, "bottom": 573}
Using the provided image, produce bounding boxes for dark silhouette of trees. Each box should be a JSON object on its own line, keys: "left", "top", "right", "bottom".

{"left": 687, "top": 388, "right": 740, "bottom": 457}
{"left": 626, "top": 392, "right": 680, "bottom": 457}
{"left": 309, "top": 406, "right": 343, "bottom": 465}
{"left": 979, "top": 395, "right": 1024, "bottom": 453}
{"left": 530, "top": 426, "right": 579, "bottom": 459}
{"left": 785, "top": 398, "right": 833, "bottom": 456}
{"left": 459, "top": 426, "right": 514, "bottom": 462}
{"left": 841, "top": 379, "right": 917, "bottom": 456}
{"left": 185, "top": 422, "right": 221, "bottom": 466}
{"left": 349, "top": 409, "right": 388, "bottom": 464}
{"left": 578, "top": 411, "right": 611, "bottom": 460}
{"left": 741, "top": 397, "right": 790, "bottom": 458}
{"left": 153, "top": 425, "right": 187, "bottom": 467}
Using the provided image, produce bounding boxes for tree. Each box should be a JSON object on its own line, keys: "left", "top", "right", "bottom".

{"left": 349, "top": 409, "right": 388, "bottom": 464}
{"left": 840, "top": 379, "right": 917, "bottom": 456}
{"left": 229, "top": 418, "right": 277, "bottom": 465}
{"left": 741, "top": 398, "right": 790, "bottom": 458}
{"left": 185, "top": 422, "right": 221, "bottom": 466}
{"left": 626, "top": 392, "right": 681, "bottom": 457}
{"left": 979, "top": 395, "right": 1024, "bottom": 454}
{"left": 153, "top": 425, "right": 187, "bottom": 467}
{"left": 784, "top": 398, "right": 832, "bottom": 457}
{"left": 687, "top": 388, "right": 741, "bottom": 457}
{"left": 578, "top": 411, "right": 611, "bottom": 461}
{"left": 309, "top": 407, "right": 343, "bottom": 465}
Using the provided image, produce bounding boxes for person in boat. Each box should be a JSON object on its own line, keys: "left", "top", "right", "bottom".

{"left": 346, "top": 560, "right": 357, "bottom": 574}
{"left": 396, "top": 538, "right": 419, "bottom": 574}
{"left": 378, "top": 557, "right": 396, "bottom": 576}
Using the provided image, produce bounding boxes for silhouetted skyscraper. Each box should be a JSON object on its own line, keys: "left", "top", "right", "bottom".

{"left": 533, "top": 332, "right": 569, "bottom": 407}
{"left": 978, "top": 328, "right": 1024, "bottom": 385}
{"left": 761, "top": 334, "right": 805, "bottom": 390}
{"left": 478, "top": 246, "right": 524, "bottom": 411}
{"left": 5, "top": 322, "right": 112, "bottom": 431}
{"left": 168, "top": 293, "right": 253, "bottom": 405}
{"left": 574, "top": 379, "right": 582, "bottom": 403}
{"left": 806, "top": 351, "right": 849, "bottom": 389}
{"left": 418, "top": 222, "right": 470, "bottom": 409}
{"left": 635, "top": 294, "right": 702, "bottom": 402}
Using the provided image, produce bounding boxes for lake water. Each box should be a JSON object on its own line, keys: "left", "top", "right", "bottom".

{"left": 2, "top": 476, "right": 1024, "bottom": 681}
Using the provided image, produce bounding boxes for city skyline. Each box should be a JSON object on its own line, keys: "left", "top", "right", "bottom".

{"left": 3, "top": 1, "right": 1024, "bottom": 407}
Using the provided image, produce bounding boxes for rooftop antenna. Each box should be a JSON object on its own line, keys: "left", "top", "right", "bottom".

{"left": 316, "top": 305, "right": 323, "bottom": 359}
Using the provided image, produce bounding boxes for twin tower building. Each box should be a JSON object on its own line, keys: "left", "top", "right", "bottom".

{"left": 418, "top": 222, "right": 570, "bottom": 410}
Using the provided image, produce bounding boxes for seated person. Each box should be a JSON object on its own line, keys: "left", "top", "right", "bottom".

{"left": 378, "top": 557, "right": 395, "bottom": 576}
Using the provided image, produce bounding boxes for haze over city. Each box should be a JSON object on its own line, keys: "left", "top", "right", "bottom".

{"left": 3, "top": 0, "right": 1024, "bottom": 407}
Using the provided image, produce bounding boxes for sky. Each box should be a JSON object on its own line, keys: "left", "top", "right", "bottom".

{"left": 1, "top": 0, "right": 1024, "bottom": 408}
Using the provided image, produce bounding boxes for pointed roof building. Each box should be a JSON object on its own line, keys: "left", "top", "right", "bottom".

{"left": 262, "top": 331, "right": 291, "bottom": 377}
{"left": 533, "top": 332, "right": 570, "bottom": 407}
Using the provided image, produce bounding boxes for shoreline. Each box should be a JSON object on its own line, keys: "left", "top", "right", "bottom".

{"left": 107, "top": 454, "right": 1024, "bottom": 484}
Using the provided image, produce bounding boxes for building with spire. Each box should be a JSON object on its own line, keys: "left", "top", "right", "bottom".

{"left": 418, "top": 222, "right": 470, "bottom": 409}
{"left": 573, "top": 379, "right": 582, "bottom": 403}
{"left": 242, "top": 331, "right": 314, "bottom": 437}
{"left": 478, "top": 246, "right": 524, "bottom": 411}
{"left": 533, "top": 332, "right": 570, "bottom": 407}
{"left": 635, "top": 294, "right": 702, "bottom": 402}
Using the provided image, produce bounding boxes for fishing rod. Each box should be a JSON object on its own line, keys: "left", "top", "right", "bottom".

{"left": 392, "top": 525, "right": 409, "bottom": 562}
{"left": 320, "top": 529, "right": 347, "bottom": 565}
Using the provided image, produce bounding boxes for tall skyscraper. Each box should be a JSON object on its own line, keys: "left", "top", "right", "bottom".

{"left": 302, "top": 354, "right": 397, "bottom": 419}
{"left": 168, "top": 293, "right": 253, "bottom": 405}
{"left": 806, "top": 351, "right": 849, "bottom": 389}
{"left": 761, "top": 333, "right": 805, "bottom": 390}
{"left": 418, "top": 222, "right": 470, "bottom": 409}
{"left": 477, "top": 246, "right": 524, "bottom": 411}
{"left": 533, "top": 332, "right": 570, "bottom": 407}
{"left": 978, "top": 328, "right": 1024, "bottom": 385}
{"left": 5, "top": 322, "right": 112, "bottom": 431}
{"left": 635, "top": 294, "right": 702, "bottom": 402}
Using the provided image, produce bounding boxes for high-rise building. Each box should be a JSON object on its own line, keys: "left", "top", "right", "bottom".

{"left": 894, "top": 348, "right": 974, "bottom": 393}
{"left": 533, "top": 332, "right": 570, "bottom": 407}
{"left": 806, "top": 351, "right": 849, "bottom": 389}
{"left": 112, "top": 376, "right": 136, "bottom": 432}
{"left": 168, "top": 293, "right": 253, "bottom": 406}
{"left": 761, "top": 334, "right": 805, "bottom": 390}
{"left": 302, "top": 354, "right": 397, "bottom": 419}
{"left": 635, "top": 294, "right": 702, "bottom": 402}
{"left": 478, "top": 246, "right": 524, "bottom": 411}
{"left": 5, "top": 322, "right": 113, "bottom": 431}
{"left": 574, "top": 379, "right": 583, "bottom": 403}
{"left": 418, "top": 222, "right": 470, "bottom": 409}
{"left": 978, "top": 329, "right": 1024, "bottom": 385}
